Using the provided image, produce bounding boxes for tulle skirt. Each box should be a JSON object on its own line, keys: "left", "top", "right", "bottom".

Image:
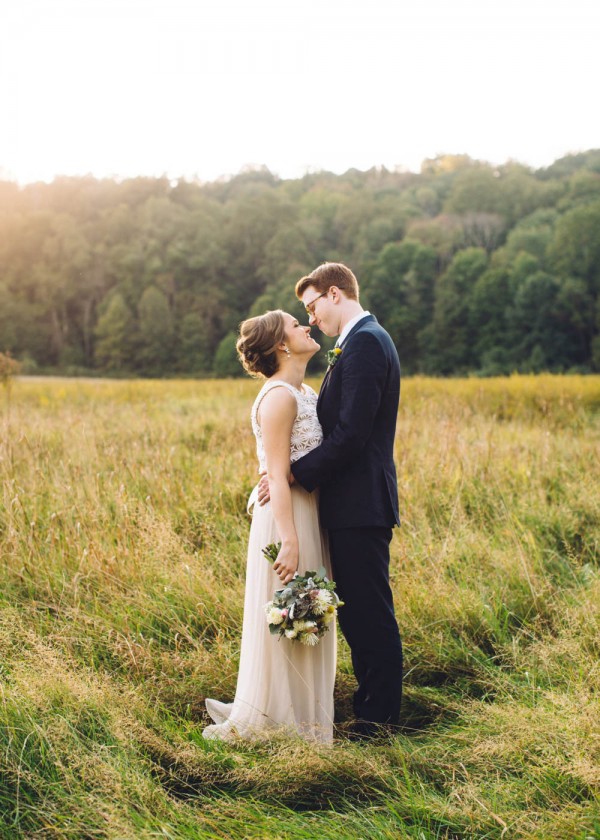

{"left": 203, "top": 484, "right": 336, "bottom": 743}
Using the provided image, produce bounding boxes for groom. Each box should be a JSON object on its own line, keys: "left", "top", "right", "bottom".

{"left": 292, "top": 262, "right": 403, "bottom": 738}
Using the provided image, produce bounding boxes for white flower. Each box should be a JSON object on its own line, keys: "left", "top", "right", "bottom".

{"left": 293, "top": 620, "right": 316, "bottom": 633}
{"left": 299, "top": 631, "right": 320, "bottom": 646}
{"left": 266, "top": 605, "right": 285, "bottom": 625}
{"left": 284, "top": 628, "right": 298, "bottom": 639}
{"left": 311, "top": 589, "right": 333, "bottom": 615}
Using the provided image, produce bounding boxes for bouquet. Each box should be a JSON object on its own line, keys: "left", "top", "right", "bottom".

{"left": 262, "top": 542, "right": 343, "bottom": 646}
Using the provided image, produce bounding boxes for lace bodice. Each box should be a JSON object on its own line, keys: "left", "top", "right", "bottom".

{"left": 251, "top": 380, "right": 323, "bottom": 473}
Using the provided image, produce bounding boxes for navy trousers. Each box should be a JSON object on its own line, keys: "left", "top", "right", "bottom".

{"left": 328, "top": 527, "right": 403, "bottom": 726}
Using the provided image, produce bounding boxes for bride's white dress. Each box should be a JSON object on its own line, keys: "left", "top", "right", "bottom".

{"left": 203, "top": 380, "right": 336, "bottom": 743}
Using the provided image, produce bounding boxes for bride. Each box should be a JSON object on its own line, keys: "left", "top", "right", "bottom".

{"left": 203, "top": 310, "right": 336, "bottom": 743}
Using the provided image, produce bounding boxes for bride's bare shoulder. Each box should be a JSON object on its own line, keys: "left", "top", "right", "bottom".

{"left": 256, "top": 383, "right": 297, "bottom": 426}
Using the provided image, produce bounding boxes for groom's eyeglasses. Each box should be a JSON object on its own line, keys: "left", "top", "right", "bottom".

{"left": 304, "top": 290, "right": 328, "bottom": 316}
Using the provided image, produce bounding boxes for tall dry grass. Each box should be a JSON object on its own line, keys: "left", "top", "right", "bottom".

{"left": 0, "top": 375, "right": 599, "bottom": 839}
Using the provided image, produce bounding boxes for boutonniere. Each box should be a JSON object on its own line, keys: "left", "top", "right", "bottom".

{"left": 326, "top": 347, "right": 342, "bottom": 368}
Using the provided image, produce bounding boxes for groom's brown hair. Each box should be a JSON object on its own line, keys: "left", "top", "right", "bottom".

{"left": 295, "top": 262, "right": 360, "bottom": 301}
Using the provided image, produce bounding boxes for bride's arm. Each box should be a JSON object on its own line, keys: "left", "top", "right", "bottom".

{"left": 259, "top": 387, "right": 298, "bottom": 585}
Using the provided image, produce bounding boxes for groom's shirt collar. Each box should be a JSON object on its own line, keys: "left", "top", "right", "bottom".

{"left": 336, "top": 310, "right": 371, "bottom": 348}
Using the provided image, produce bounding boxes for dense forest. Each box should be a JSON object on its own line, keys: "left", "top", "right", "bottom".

{"left": 1, "top": 149, "right": 600, "bottom": 377}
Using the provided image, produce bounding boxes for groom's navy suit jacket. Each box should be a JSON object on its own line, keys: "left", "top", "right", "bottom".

{"left": 292, "top": 315, "right": 400, "bottom": 530}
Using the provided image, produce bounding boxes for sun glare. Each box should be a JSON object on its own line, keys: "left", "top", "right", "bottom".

{"left": 1, "top": 0, "right": 598, "bottom": 184}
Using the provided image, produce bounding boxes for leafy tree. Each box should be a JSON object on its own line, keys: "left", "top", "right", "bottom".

{"left": 445, "top": 162, "right": 557, "bottom": 226}
{"left": 364, "top": 240, "right": 436, "bottom": 372}
{"left": 444, "top": 167, "right": 504, "bottom": 217}
{"left": 468, "top": 267, "right": 513, "bottom": 370}
{"left": 592, "top": 297, "right": 600, "bottom": 371}
{"left": 213, "top": 332, "right": 242, "bottom": 377}
{"left": 553, "top": 277, "right": 596, "bottom": 368}
{"left": 549, "top": 201, "right": 600, "bottom": 295}
{"left": 508, "top": 252, "right": 541, "bottom": 288}
{"left": 94, "top": 292, "right": 136, "bottom": 372}
{"left": 1, "top": 151, "right": 599, "bottom": 377}
{"left": 538, "top": 149, "right": 600, "bottom": 180}
{"left": 298, "top": 187, "right": 350, "bottom": 257}
{"left": 256, "top": 226, "right": 313, "bottom": 289}
{"left": 221, "top": 188, "right": 296, "bottom": 314}
{"left": 425, "top": 248, "right": 488, "bottom": 373}
{"left": 405, "top": 215, "right": 463, "bottom": 268}
{"left": 178, "top": 311, "right": 215, "bottom": 374}
{"left": 499, "top": 208, "right": 558, "bottom": 265}
{"left": 137, "top": 286, "right": 174, "bottom": 375}
{"left": 414, "top": 186, "right": 440, "bottom": 217}
{"left": 564, "top": 170, "right": 600, "bottom": 205}
{"left": 511, "top": 272, "right": 566, "bottom": 370}
{"left": 0, "top": 282, "right": 19, "bottom": 351}
{"left": 250, "top": 273, "right": 304, "bottom": 321}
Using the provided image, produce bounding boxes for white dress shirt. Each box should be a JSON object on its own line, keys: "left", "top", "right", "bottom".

{"left": 337, "top": 311, "right": 371, "bottom": 348}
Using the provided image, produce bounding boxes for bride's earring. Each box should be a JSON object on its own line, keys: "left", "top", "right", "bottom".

{"left": 283, "top": 346, "right": 290, "bottom": 357}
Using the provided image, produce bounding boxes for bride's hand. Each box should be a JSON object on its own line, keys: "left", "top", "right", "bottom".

{"left": 273, "top": 541, "right": 299, "bottom": 585}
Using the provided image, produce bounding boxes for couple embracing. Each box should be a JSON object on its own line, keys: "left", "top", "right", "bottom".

{"left": 203, "top": 262, "right": 403, "bottom": 744}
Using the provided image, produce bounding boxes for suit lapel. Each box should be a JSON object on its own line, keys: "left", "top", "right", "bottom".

{"left": 317, "top": 366, "right": 332, "bottom": 413}
{"left": 317, "top": 316, "right": 376, "bottom": 413}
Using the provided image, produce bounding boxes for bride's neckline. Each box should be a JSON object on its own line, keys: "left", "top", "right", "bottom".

{"left": 264, "top": 378, "right": 306, "bottom": 395}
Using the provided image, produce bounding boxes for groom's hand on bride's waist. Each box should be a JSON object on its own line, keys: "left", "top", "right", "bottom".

{"left": 257, "top": 473, "right": 270, "bottom": 505}
{"left": 257, "top": 470, "right": 295, "bottom": 506}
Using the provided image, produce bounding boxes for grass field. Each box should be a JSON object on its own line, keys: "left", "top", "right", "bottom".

{"left": 0, "top": 374, "right": 599, "bottom": 839}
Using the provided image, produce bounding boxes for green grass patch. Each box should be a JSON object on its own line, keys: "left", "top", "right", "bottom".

{"left": 0, "top": 375, "right": 599, "bottom": 838}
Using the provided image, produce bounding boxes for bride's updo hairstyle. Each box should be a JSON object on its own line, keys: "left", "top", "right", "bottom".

{"left": 236, "top": 310, "right": 286, "bottom": 378}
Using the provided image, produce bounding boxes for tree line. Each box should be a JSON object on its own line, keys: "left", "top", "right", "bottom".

{"left": 1, "top": 149, "right": 599, "bottom": 377}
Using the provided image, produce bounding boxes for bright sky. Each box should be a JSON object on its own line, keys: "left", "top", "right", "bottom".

{"left": 1, "top": 0, "right": 598, "bottom": 184}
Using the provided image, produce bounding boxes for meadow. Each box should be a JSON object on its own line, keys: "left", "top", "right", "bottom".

{"left": 0, "top": 374, "right": 599, "bottom": 839}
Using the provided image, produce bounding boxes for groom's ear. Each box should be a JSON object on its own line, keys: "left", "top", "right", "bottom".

{"left": 329, "top": 286, "right": 341, "bottom": 303}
